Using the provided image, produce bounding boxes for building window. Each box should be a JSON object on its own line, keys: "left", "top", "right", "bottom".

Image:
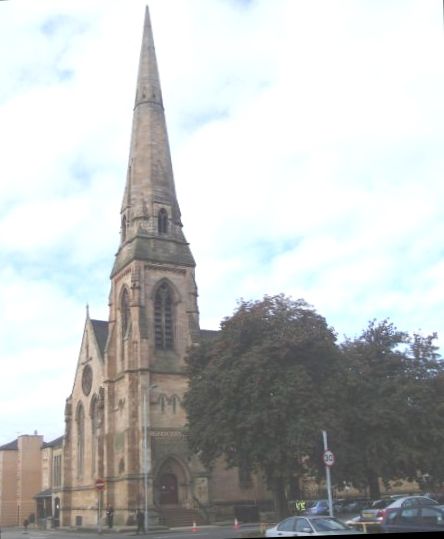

{"left": 158, "top": 208, "right": 168, "bottom": 234}
{"left": 52, "top": 454, "right": 62, "bottom": 488}
{"left": 154, "top": 283, "right": 174, "bottom": 350}
{"left": 91, "top": 396, "right": 98, "bottom": 475}
{"left": 121, "top": 288, "right": 130, "bottom": 337}
{"left": 76, "top": 403, "right": 85, "bottom": 478}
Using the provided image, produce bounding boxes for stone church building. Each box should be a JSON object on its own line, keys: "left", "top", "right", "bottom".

{"left": 60, "top": 6, "right": 270, "bottom": 528}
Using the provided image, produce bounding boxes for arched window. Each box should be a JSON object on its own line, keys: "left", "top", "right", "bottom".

{"left": 121, "top": 288, "right": 130, "bottom": 337}
{"left": 158, "top": 208, "right": 168, "bottom": 234}
{"left": 121, "top": 215, "right": 127, "bottom": 242}
{"left": 76, "top": 402, "right": 85, "bottom": 478}
{"left": 154, "top": 282, "right": 173, "bottom": 350}
{"left": 90, "top": 396, "right": 98, "bottom": 475}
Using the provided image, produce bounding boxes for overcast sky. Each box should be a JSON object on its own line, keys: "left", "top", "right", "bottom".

{"left": 0, "top": 0, "right": 443, "bottom": 445}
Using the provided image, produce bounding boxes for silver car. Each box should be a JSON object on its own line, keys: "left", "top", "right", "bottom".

{"left": 265, "top": 516, "right": 363, "bottom": 536}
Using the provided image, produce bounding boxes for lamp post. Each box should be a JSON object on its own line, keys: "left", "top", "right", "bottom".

{"left": 143, "top": 383, "right": 157, "bottom": 533}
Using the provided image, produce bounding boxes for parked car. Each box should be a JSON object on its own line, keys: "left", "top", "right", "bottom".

{"left": 359, "top": 495, "right": 438, "bottom": 523}
{"left": 265, "top": 515, "right": 364, "bottom": 536}
{"left": 304, "top": 499, "right": 330, "bottom": 516}
{"left": 380, "top": 504, "right": 444, "bottom": 533}
{"left": 341, "top": 498, "right": 371, "bottom": 515}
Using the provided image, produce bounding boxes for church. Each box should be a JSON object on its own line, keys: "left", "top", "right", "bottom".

{"left": 59, "top": 6, "right": 270, "bottom": 528}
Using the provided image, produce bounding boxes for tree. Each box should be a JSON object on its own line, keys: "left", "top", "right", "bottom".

{"left": 183, "top": 294, "right": 342, "bottom": 519}
{"left": 337, "top": 320, "right": 444, "bottom": 498}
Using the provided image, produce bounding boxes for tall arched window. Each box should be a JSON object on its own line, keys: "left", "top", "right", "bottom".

{"left": 158, "top": 208, "right": 168, "bottom": 234}
{"left": 76, "top": 402, "right": 85, "bottom": 479}
{"left": 90, "top": 396, "right": 98, "bottom": 476}
{"left": 154, "top": 282, "right": 173, "bottom": 350}
{"left": 121, "top": 288, "right": 130, "bottom": 337}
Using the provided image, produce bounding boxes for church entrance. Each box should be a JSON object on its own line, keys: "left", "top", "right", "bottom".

{"left": 158, "top": 473, "right": 178, "bottom": 505}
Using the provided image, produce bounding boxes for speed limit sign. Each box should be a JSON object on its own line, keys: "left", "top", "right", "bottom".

{"left": 323, "top": 449, "right": 335, "bottom": 467}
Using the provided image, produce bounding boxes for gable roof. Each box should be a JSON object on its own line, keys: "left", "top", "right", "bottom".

{"left": 91, "top": 319, "right": 108, "bottom": 356}
{"left": 42, "top": 435, "right": 64, "bottom": 449}
{"left": 0, "top": 439, "right": 18, "bottom": 451}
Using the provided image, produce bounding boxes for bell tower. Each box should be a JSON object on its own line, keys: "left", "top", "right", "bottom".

{"left": 103, "top": 6, "right": 206, "bottom": 522}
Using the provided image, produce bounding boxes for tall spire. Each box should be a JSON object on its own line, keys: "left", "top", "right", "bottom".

{"left": 112, "top": 6, "right": 194, "bottom": 277}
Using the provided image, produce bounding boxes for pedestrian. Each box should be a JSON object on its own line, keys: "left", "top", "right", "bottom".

{"left": 136, "top": 509, "right": 144, "bottom": 534}
{"left": 23, "top": 518, "right": 29, "bottom": 530}
{"left": 106, "top": 504, "right": 114, "bottom": 528}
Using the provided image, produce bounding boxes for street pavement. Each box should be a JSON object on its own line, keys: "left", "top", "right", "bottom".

{"left": 0, "top": 524, "right": 261, "bottom": 539}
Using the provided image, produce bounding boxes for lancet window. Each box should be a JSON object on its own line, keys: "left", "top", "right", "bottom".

{"left": 158, "top": 208, "right": 168, "bottom": 234}
{"left": 121, "top": 287, "right": 131, "bottom": 337}
{"left": 76, "top": 402, "right": 85, "bottom": 478}
{"left": 154, "top": 282, "right": 174, "bottom": 350}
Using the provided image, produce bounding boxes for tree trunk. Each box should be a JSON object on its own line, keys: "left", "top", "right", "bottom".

{"left": 272, "top": 477, "right": 289, "bottom": 520}
{"left": 367, "top": 469, "right": 380, "bottom": 499}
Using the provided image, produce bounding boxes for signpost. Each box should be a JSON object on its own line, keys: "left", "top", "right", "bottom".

{"left": 322, "top": 431, "right": 334, "bottom": 517}
{"left": 96, "top": 479, "right": 105, "bottom": 534}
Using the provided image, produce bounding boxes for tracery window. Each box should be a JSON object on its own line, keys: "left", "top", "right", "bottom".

{"left": 121, "top": 287, "right": 130, "bottom": 337}
{"left": 158, "top": 208, "right": 168, "bottom": 234}
{"left": 154, "top": 282, "right": 173, "bottom": 350}
{"left": 90, "top": 396, "right": 98, "bottom": 475}
{"left": 76, "top": 402, "right": 85, "bottom": 478}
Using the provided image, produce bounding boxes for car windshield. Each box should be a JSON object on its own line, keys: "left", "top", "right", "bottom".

{"left": 311, "top": 518, "right": 350, "bottom": 531}
{"left": 306, "top": 500, "right": 326, "bottom": 508}
{"left": 371, "top": 499, "right": 392, "bottom": 509}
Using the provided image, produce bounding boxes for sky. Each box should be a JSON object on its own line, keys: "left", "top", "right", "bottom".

{"left": 0, "top": 0, "right": 443, "bottom": 446}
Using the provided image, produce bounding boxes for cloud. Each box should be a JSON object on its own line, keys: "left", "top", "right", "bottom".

{"left": 0, "top": 0, "right": 443, "bottom": 445}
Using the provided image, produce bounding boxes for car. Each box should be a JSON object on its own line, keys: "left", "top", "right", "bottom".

{"left": 304, "top": 499, "right": 330, "bottom": 516}
{"left": 265, "top": 515, "right": 364, "bottom": 536}
{"left": 359, "top": 495, "right": 439, "bottom": 523}
{"left": 340, "top": 498, "right": 371, "bottom": 515}
{"left": 380, "top": 504, "right": 444, "bottom": 533}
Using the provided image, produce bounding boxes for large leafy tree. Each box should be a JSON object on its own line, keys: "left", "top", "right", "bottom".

{"left": 337, "top": 320, "right": 444, "bottom": 498}
{"left": 183, "top": 295, "right": 342, "bottom": 519}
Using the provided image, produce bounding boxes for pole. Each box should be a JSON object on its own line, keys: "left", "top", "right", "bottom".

{"left": 322, "top": 430, "right": 334, "bottom": 517}
{"left": 98, "top": 490, "right": 102, "bottom": 534}
{"left": 143, "top": 390, "right": 149, "bottom": 534}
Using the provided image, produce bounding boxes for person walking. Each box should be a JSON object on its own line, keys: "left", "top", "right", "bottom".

{"left": 136, "top": 509, "right": 144, "bottom": 534}
{"left": 106, "top": 504, "right": 114, "bottom": 529}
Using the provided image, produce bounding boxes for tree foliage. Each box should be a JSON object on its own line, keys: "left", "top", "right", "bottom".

{"left": 184, "top": 295, "right": 444, "bottom": 513}
{"left": 183, "top": 294, "right": 342, "bottom": 518}
{"left": 335, "top": 320, "right": 444, "bottom": 498}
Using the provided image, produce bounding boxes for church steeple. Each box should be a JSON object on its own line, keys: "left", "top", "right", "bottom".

{"left": 112, "top": 6, "right": 194, "bottom": 277}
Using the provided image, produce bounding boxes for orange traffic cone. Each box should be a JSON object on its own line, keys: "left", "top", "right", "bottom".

{"left": 192, "top": 521, "right": 198, "bottom": 532}
{"left": 233, "top": 518, "right": 240, "bottom": 529}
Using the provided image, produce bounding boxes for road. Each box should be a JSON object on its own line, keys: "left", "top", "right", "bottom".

{"left": 0, "top": 524, "right": 262, "bottom": 539}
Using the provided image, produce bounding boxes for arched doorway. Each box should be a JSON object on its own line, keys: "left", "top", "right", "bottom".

{"left": 154, "top": 456, "right": 190, "bottom": 507}
{"left": 158, "top": 473, "right": 178, "bottom": 505}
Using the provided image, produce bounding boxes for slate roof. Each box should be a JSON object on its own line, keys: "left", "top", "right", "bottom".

{"left": 0, "top": 439, "right": 18, "bottom": 451}
{"left": 42, "top": 435, "right": 64, "bottom": 449}
{"left": 200, "top": 329, "right": 220, "bottom": 341}
{"left": 91, "top": 319, "right": 108, "bottom": 357}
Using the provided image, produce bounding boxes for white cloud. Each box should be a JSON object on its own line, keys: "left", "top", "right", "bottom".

{"left": 0, "top": 0, "right": 443, "bottom": 444}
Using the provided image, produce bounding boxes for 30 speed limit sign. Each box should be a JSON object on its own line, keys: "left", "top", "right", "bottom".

{"left": 323, "top": 449, "right": 335, "bottom": 467}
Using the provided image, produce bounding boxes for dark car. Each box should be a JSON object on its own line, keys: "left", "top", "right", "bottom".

{"left": 381, "top": 504, "right": 444, "bottom": 533}
{"left": 341, "top": 499, "right": 371, "bottom": 515}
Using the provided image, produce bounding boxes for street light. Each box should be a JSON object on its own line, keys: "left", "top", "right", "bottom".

{"left": 143, "top": 383, "right": 157, "bottom": 533}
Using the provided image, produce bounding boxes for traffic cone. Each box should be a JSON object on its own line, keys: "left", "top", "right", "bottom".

{"left": 233, "top": 518, "right": 240, "bottom": 529}
{"left": 192, "top": 521, "right": 198, "bottom": 532}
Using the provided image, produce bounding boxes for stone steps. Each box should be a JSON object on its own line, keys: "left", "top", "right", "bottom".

{"left": 159, "top": 507, "right": 206, "bottom": 528}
